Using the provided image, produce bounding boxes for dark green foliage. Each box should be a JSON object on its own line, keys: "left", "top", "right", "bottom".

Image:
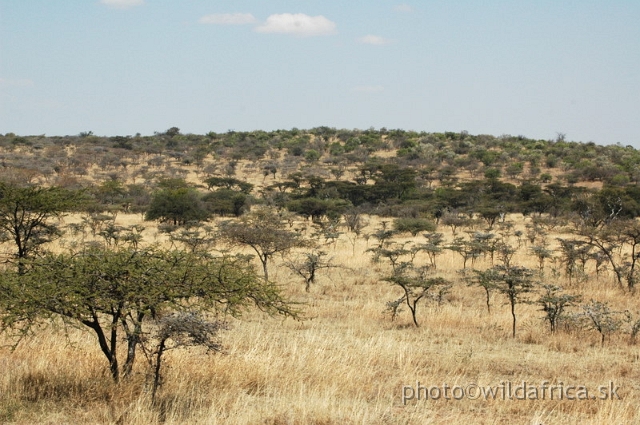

{"left": 393, "top": 217, "right": 436, "bottom": 236}
{"left": 597, "top": 187, "right": 640, "bottom": 220}
{"left": 202, "top": 189, "right": 249, "bottom": 217}
{"left": 543, "top": 183, "right": 580, "bottom": 217}
{"left": 326, "top": 181, "right": 371, "bottom": 206}
{"left": 285, "top": 135, "right": 310, "bottom": 157}
{"left": 518, "top": 182, "right": 553, "bottom": 216}
{"left": 505, "top": 162, "right": 524, "bottom": 179}
{"left": 286, "top": 197, "right": 350, "bottom": 222}
{"left": 304, "top": 149, "right": 320, "bottom": 162}
{"left": 2, "top": 128, "right": 640, "bottom": 225}
{"left": 165, "top": 127, "right": 181, "bottom": 137}
{"left": 483, "top": 179, "right": 518, "bottom": 204}
{"left": 145, "top": 187, "right": 209, "bottom": 225}
{"left": 126, "top": 184, "right": 152, "bottom": 215}
{"left": 329, "top": 142, "right": 345, "bottom": 156}
{"left": 92, "top": 179, "right": 128, "bottom": 207}
{"left": 280, "top": 163, "right": 418, "bottom": 209}
{"left": 203, "top": 176, "right": 253, "bottom": 194}
{"left": 112, "top": 136, "right": 133, "bottom": 150}
{"left": 370, "top": 164, "right": 417, "bottom": 201}
{"left": 484, "top": 167, "right": 501, "bottom": 179}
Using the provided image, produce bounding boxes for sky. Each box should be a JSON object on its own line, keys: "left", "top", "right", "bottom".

{"left": 1, "top": 1, "right": 639, "bottom": 147}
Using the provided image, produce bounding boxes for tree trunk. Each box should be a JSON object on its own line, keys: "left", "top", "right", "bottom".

{"left": 511, "top": 301, "right": 517, "bottom": 338}
{"left": 261, "top": 255, "right": 269, "bottom": 281}
{"left": 122, "top": 312, "right": 144, "bottom": 378}
{"left": 152, "top": 339, "right": 166, "bottom": 402}
{"left": 484, "top": 288, "right": 491, "bottom": 314}
{"left": 84, "top": 318, "right": 119, "bottom": 382}
{"left": 410, "top": 308, "right": 419, "bottom": 327}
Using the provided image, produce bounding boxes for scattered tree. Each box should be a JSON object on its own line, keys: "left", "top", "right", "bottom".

{"left": 420, "top": 232, "right": 444, "bottom": 269}
{"left": 285, "top": 250, "right": 340, "bottom": 292}
{"left": 143, "top": 312, "right": 228, "bottom": 402}
{"left": 538, "top": 285, "right": 581, "bottom": 333}
{"left": 466, "top": 268, "right": 498, "bottom": 314}
{"left": 218, "top": 208, "right": 309, "bottom": 281}
{"left": 384, "top": 263, "right": 450, "bottom": 327}
{"left": 578, "top": 300, "right": 623, "bottom": 345}
{"left": 0, "top": 182, "right": 83, "bottom": 272}
{"left": 393, "top": 217, "right": 436, "bottom": 236}
{"left": 480, "top": 265, "right": 537, "bottom": 337}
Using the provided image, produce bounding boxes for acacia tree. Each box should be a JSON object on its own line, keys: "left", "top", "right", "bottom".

{"left": 578, "top": 219, "right": 640, "bottom": 291}
{"left": 203, "top": 176, "right": 253, "bottom": 194}
{"left": 440, "top": 213, "right": 470, "bottom": 236}
{"left": 285, "top": 250, "right": 339, "bottom": 292}
{"left": 384, "top": 263, "right": 450, "bottom": 327}
{"left": 556, "top": 238, "right": 591, "bottom": 283}
{"left": 530, "top": 244, "right": 554, "bottom": 273}
{"left": 393, "top": 217, "right": 436, "bottom": 236}
{"left": 343, "top": 209, "right": 368, "bottom": 254}
{"left": 447, "top": 236, "right": 482, "bottom": 269}
{"left": 218, "top": 208, "right": 309, "bottom": 281}
{"left": 0, "top": 182, "right": 83, "bottom": 272}
{"left": 482, "top": 265, "right": 536, "bottom": 338}
{"left": 368, "top": 242, "right": 410, "bottom": 270}
{"left": 537, "top": 285, "right": 581, "bottom": 334}
{"left": 343, "top": 210, "right": 367, "bottom": 236}
{"left": 466, "top": 268, "right": 497, "bottom": 314}
{"left": 420, "top": 232, "right": 444, "bottom": 269}
{"left": 145, "top": 182, "right": 209, "bottom": 226}
{"left": 579, "top": 300, "right": 623, "bottom": 345}
{"left": 0, "top": 247, "right": 298, "bottom": 383}
{"left": 144, "top": 312, "right": 228, "bottom": 402}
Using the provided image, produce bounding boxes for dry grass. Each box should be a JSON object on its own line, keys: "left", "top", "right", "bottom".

{"left": 1, "top": 212, "right": 640, "bottom": 423}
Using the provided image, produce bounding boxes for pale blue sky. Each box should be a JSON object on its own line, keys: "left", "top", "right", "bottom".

{"left": 1, "top": 1, "right": 639, "bottom": 146}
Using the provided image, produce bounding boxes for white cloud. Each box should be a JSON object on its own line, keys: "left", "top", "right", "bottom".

{"left": 394, "top": 4, "right": 413, "bottom": 12}
{"left": 100, "top": 0, "right": 144, "bottom": 9}
{"left": 353, "top": 85, "right": 384, "bottom": 93}
{"left": 0, "top": 78, "right": 35, "bottom": 88}
{"left": 358, "top": 35, "right": 391, "bottom": 45}
{"left": 198, "top": 13, "right": 257, "bottom": 25}
{"left": 255, "top": 13, "right": 336, "bottom": 36}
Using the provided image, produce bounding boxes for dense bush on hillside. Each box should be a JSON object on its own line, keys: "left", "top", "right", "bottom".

{"left": 0, "top": 128, "right": 638, "bottom": 223}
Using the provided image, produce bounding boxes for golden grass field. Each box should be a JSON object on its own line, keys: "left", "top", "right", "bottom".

{"left": 1, "top": 209, "right": 639, "bottom": 425}
{"left": 0, "top": 152, "right": 637, "bottom": 424}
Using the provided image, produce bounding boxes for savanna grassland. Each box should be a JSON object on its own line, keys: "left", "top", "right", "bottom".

{"left": 0, "top": 129, "right": 639, "bottom": 424}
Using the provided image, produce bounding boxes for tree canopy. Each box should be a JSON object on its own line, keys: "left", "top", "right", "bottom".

{"left": 0, "top": 182, "right": 84, "bottom": 270}
{"left": 145, "top": 187, "right": 209, "bottom": 225}
{"left": 218, "top": 208, "right": 309, "bottom": 281}
{"left": 0, "top": 246, "right": 298, "bottom": 381}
